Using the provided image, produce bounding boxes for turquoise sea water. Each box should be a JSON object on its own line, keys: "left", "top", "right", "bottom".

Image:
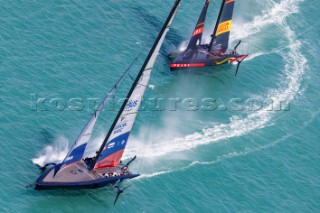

{"left": 1, "top": 0, "right": 320, "bottom": 212}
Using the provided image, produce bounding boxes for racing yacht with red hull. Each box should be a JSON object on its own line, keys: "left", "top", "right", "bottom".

{"left": 169, "top": 0, "right": 248, "bottom": 74}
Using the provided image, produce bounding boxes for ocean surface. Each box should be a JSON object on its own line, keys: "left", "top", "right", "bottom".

{"left": 1, "top": 0, "right": 319, "bottom": 212}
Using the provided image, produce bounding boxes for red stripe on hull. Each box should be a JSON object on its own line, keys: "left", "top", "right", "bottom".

{"left": 170, "top": 63, "right": 206, "bottom": 68}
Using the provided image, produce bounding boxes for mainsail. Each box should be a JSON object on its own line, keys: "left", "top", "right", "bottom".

{"left": 209, "top": 0, "right": 235, "bottom": 54}
{"left": 54, "top": 52, "right": 142, "bottom": 174}
{"left": 92, "top": 0, "right": 182, "bottom": 170}
{"left": 34, "top": 1, "right": 182, "bottom": 191}
{"left": 185, "top": 0, "right": 211, "bottom": 51}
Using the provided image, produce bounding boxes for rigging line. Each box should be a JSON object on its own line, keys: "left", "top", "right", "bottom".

{"left": 108, "top": 45, "right": 146, "bottom": 100}
{"left": 138, "top": 113, "right": 156, "bottom": 173}
{"left": 128, "top": 74, "right": 135, "bottom": 81}
{"left": 53, "top": 46, "right": 147, "bottom": 175}
{"left": 106, "top": 46, "right": 146, "bottom": 165}
{"left": 138, "top": 105, "right": 157, "bottom": 173}
{"left": 209, "top": 0, "right": 225, "bottom": 49}
{"left": 96, "top": 0, "right": 182, "bottom": 170}
{"left": 138, "top": 66, "right": 165, "bottom": 173}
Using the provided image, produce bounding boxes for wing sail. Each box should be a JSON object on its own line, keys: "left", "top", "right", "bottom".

{"left": 93, "top": 0, "right": 182, "bottom": 169}
{"left": 94, "top": 77, "right": 149, "bottom": 169}
{"left": 53, "top": 52, "right": 140, "bottom": 175}
{"left": 209, "top": 0, "right": 235, "bottom": 54}
{"left": 185, "top": 0, "right": 211, "bottom": 51}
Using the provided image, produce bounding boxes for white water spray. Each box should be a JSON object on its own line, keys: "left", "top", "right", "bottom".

{"left": 127, "top": 0, "right": 308, "bottom": 178}
{"left": 31, "top": 136, "right": 69, "bottom": 167}
{"left": 33, "top": 0, "right": 307, "bottom": 175}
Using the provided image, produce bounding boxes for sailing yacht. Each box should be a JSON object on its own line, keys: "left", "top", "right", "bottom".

{"left": 34, "top": 0, "right": 182, "bottom": 190}
{"left": 169, "top": 0, "right": 248, "bottom": 74}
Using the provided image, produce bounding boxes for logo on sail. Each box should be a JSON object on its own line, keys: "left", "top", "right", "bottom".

{"left": 107, "top": 142, "right": 115, "bottom": 149}
{"left": 125, "top": 100, "right": 139, "bottom": 110}
{"left": 113, "top": 122, "right": 127, "bottom": 134}
{"left": 66, "top": 156, "right": 73, "bottom": 161}
{"left": 216, "top": 20, "right": 232, "bottom": 36}
{"left": 193, "top": 27, "right": 204, "bottom": 36}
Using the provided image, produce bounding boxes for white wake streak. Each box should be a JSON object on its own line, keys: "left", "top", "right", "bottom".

{"left": 231, "top": 0, "right": 302, "bottom": 41}
{"left": 33, "top": 0, "right": 307, "bottom": 171}
{"left": 125, "top": 0, "right": 307, "bottom": 163}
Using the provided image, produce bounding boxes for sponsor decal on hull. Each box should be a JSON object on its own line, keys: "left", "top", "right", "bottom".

{"left": 170, "top": 63, "right": 206, "bottom": 68}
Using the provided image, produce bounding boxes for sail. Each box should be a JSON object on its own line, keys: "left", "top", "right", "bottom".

{"left": 186, "top": 0, "right": 211, "bottom": 51}
{"left": 209, "top": 0, "right": 235, "bottom": 54}
{"left": 54, "top": 52, "right": 140, "bottom": 174}
{"left": 93, "top": 0, "right": 182, "bottom": 169}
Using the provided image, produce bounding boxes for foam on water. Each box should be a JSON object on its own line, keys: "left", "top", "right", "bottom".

{"left": 33, "top": 0, "right": 307, "bottom": 172}
{"left": 245, "top": 51, "right": 266, "bottom": 61}
{"left": 137, "top": 108, "right": 320, "bottom": 180}
{"left": 230, "top": 0, "right": 302, "bottom": 41}
{"left": 31, "top": 136, "right": 69, "bottom": 167}
{"left": 125, "top": 0, "right": 307, "bottom": 160}
{"left": 137, "top": 170, "right": 174, "bottom": 180}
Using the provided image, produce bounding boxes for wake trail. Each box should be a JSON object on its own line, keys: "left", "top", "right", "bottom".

{"left": 135, "top": 108, "right": 319, "bottom": 180}
{"left": 124, "top": 0, "right": 307, "bottom": 161}
{"left": 33, "top": 0, "right": 307, "bottom": 171}
{"left": 231, "top": 0, "right": 303, "bottom": 41}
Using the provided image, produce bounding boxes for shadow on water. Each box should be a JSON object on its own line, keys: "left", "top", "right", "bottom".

{"left": 130, "top": 5, "right": 185, "bottom": 51}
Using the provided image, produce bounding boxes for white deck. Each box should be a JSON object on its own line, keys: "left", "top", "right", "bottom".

{"left": 42, "top": 161, "right": 126, "bottom": 183}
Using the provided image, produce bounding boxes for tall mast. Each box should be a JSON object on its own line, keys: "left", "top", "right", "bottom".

{"left": 209, "top": 0, "right": 225, "bottom": 49}
{"left": 52, "top": 49, "right": 143, "bottom": 176}
{"left": 90, "top": 0, "right": 181, "bottom": 170}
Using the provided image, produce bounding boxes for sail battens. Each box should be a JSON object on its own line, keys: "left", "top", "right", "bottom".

{"left": 137, "top": 83, "right": 148, "bottom": 88}
{"left": 122, "top": 112, "right": 138, "bottom": 117}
